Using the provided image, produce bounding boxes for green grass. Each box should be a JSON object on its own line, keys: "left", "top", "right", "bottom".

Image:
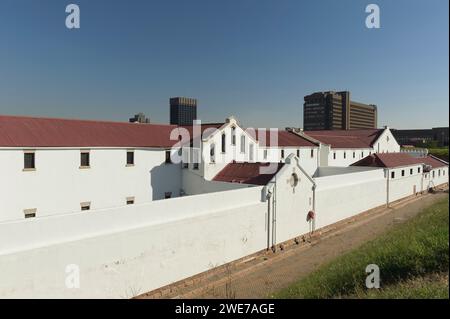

{"left": 273, "top": 197, "right": 449, "bottom": 299}
{"left": 428, "top": 148, "right": 449, "bottom": 161}
{"left": 351, "top": 272, "right": 449, "bottom": 299}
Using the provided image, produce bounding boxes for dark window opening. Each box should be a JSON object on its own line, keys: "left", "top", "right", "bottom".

{"left": 24, "top": 153, "right": 35, "bottom": 169}
{"left": 80, "top": 152, "right": 90, "bottom": 167}
{"left": 127, "top": 151, "right": 134, "bottom": 165}
{"left": 281, "top": 149, "right": 285, "bottom": 159}
{"left": 165, "top": 150, "right": 172, "bottom": 164}
{"left": 221, "top": 133, "right": 226, "bottom": 153}
{"left": 391, "top": 171, "right": 395, "bottom": 179}
{"left": 165, "top": 192, "right": 172, "bottom": 199}
{"left": 401, "top": 170, "right": 405, "bottom": 177}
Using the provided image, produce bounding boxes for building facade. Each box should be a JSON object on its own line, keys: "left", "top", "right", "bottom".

{"left": 303, "top": 91, "right": 378, "bottom": 130}
{"left": 170, "top": 97, "right": 198, "bottom": 126}
{"left": 391, "top": 127, "right": 449, "bottom": 147}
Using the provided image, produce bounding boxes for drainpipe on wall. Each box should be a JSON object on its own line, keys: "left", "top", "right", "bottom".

{"left": 312, "top": 184, "right": 316, "bottom": 232}
{"left": 271, "top": 183, "right": 277, "bottom": 252}
{"left": 266, "top": 190, "right": 272, "bottom": 251}
{"left": 386, "top": 169, "right": 390, "bottom": 207}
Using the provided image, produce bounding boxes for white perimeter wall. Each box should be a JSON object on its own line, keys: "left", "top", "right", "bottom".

{"left": 0, "top": 187, "right": 266, "bottom": 298}
{"left": 315, "top": 168, "right": 387, "bottom": 228}
{"left": 387, "top": 164, "right": 424, "bottom": 202}
{"left": 0, "top": 149, "right": 182, "bottom": 222}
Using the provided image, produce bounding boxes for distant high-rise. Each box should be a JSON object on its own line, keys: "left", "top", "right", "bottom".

{"left": 129, "top": 112, "right": 150, "bottom": 123}
{"left": 303, "top": 91, "right": 377, "bottom": 130}
{"left": 170, "top": 97, "right": 197, "bottom": 126}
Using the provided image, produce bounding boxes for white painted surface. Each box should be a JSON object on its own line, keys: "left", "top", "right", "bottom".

{"left": 315, "top": 168, "right": 387, "bottom": 228}
{"left": 0, "top": 148, "right": 182, "bottom": 222}
{"left": 0, "top": 187, "right": 266, "bottom": 298}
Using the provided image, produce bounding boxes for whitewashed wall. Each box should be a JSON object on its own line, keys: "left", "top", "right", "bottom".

{"left": 257, "top": 147, "right": 318, "bottom": 176}
{"left": 328, "top": 148, "right": 373, "bottom": 167}
{"left": 387, "top": 164, "right": 424, "bottom": 202}
{"left": 373, "top": 128, "right": 401, "bottom": 153}
{"left": 181, "top": 169, "right": 250, "bottom": 195}
{"left": 0, "top": 187, "right": 266, "bottom": 298}
{"left": 315, "top": 168, "right": 387, "bottom": 228}
{"left": 0, "top": 148, "right": 182, "bottom": 222}
{"left": 423, "top": 167, "right": 449, "bottom": 190}
{"left": 267, "top": 156, "right": 315, "bottom": 244}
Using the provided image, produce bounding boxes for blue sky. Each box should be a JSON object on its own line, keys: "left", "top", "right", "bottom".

{"left": 0, "top": 0, "right": 448, "bottom": 129}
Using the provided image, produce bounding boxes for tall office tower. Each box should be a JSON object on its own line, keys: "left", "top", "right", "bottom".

{"left": 170, "top": 97, "right": 197, "bottom": 126}
{"left": 303, "top": 91, "right": 377, "bottom": 130}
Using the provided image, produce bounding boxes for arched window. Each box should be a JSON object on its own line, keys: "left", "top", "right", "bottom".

{"left": 231, "top": 127, "right": 236, "bottom": 145}
{"left": 240, "top": 135, "right": 246, "bottom": 153}
{"left": 221, "top": 133, "right": 226, "bottom": 153}
{"left": 210, "top": 143, "right": 215, "bottom": 163}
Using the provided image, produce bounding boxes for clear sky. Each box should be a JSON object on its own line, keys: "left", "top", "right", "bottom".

{"left": 0, "top": 0, "right": 448, "bottom": 129}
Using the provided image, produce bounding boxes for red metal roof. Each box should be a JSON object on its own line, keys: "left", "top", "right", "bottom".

{"left": 420, "top": 155, "right": 448, "bottom": 169}
{"left": 304, "top": 129, "right": 383, "bottom": 149}
{"left": 213, "top": 162, "right": 284, "bottom": 185}
{"left": 256, "top": 130, "right": 318, "bottom": 148}
{"left": 351, "top": 153, "right": 448, "bottom": 169}
{"left": 0, "top": 115, "right": 182, "bottom": 148}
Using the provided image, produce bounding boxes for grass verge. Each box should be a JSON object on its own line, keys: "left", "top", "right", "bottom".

{"left": 273, "top": 197, "right": 449, "bottom": 299}
{"left": 428, "top": 148, "right": 449, "bottom": 161}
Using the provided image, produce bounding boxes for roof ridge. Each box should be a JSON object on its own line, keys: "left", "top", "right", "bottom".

{"left": 0, "top": 114, "right": 177, "bottom": 127}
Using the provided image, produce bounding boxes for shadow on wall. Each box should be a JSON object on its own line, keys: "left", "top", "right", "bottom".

{"left": 150, "top": 164, "right": 179, "bottom": 200}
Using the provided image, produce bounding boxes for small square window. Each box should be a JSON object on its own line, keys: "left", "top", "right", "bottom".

{"left": 126, "top": 151, "right": 134, "bottom": 166}
{"left": 126, "top": 197, "right": 135, "bottom": 205}
{"left": 24, "top": 152, "right": 35, "bottom": 170}
{"left": 24, "top": 208, "right": 36, "bottom": 219}
{"left": 81, "top": 202, "right": 91, "bottom": 211}
{"left": 165, "top": 192, "right": 172, "bottom": 199}
{"left": 80, "top": 152, "right": 90, "bottom": 168}
{"left": 193, "top": 163, "right": 199, "bottom": 170}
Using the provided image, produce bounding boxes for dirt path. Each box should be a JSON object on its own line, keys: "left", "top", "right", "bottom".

{"left": 181, "top": 191, "right": 449, "bottom": 299}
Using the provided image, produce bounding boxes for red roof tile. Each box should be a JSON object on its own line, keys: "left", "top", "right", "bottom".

{"left": 213, "top": 162, "right": 284, "bottom": 185}
{"left": 0, "top": 115, "right": 182, "bottom": 148}
{"left": 351, "top": 153, "right": 448, "bottom": 169}
{"left": 255, "top": 130, "right": 318, "bottom": 148}
{"left": 304, "top": 129, "right": 383, "bottom": 149}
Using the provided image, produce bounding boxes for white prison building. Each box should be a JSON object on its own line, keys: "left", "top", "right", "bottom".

{"left": 0, "top": 113, "right": 447, "bottom": 298}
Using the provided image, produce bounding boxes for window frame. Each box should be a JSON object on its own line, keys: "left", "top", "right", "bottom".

{"left": 80, "top": 202, "right": 91, "bottom": 211}
{"left": 23, "top": 151, "right": 36, "bottom": 171}
{"left": 24, "top": 208, "right": 37, "bottom": 219}
{"left": 80, "top": 151, "right": 91, "bottom": 169}
{"left": 126, "top": 150, "right": 135, "bottom": 166}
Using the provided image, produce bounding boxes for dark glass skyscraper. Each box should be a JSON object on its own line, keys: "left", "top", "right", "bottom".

{"left": 170, "top": 97, "right": 197, "bottom": 126}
